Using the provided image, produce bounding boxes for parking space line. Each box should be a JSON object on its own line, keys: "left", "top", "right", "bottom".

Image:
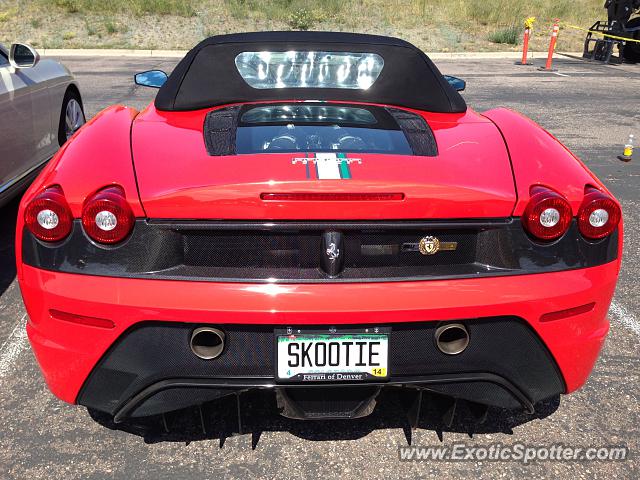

{"left": 609, "top": 301, "right": 640, "bottom": 338}
{"left": 0, "top": 313, "right": 28, "bottom": 379}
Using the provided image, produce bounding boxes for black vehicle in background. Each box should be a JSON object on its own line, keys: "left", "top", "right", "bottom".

{"left": 583, "top": 0, "right": 640, "bottom": 63}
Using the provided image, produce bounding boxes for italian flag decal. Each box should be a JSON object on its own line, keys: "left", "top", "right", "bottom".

{"left": 293, "top": 153, "right": 360, "bottom": 180}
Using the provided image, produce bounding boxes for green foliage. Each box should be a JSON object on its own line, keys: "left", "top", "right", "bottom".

{"left": 288, "top": 8, "right": 323, "bottom": 30}
{"left": 53, "top": 0, "right": 80, "bottom": 13}
{"left": 224, "top": 0, "right": 251, "bottom": 19}
{"left": 467, "top": 0, "right": 525, "bottom": 25}
{"left": 128, "top": 0, "right": 196, "bottom": 16}
{"left": 224, "top": 0, "right": 341, "bottom": 24}
{"left": 49, "top": 0, "right": 196, "bottom": 16}
{"left": 488, "top": 25, "right": 520, "bottom": 44}
{"left": 104, "top": 19, "right": 119, "bottom": 34}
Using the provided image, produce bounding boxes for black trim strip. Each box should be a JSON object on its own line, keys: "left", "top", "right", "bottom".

{"left": 147, "top": 218, "right": 514, "bottom": 231}
{"left": 112, "top": 373, "right": 535, "bottom": 422}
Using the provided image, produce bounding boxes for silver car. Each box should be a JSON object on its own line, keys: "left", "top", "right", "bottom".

{"left": 0, "top": 43, "right": 85, "bottom": 206}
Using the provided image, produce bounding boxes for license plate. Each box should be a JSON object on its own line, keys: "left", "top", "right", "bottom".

{"left": 276, "top": 332, "right": 389, "bottom": 382}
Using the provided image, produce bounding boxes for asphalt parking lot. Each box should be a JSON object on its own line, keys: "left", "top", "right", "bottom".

{"left": 0, "top": 55, "right": 639, "bottom": 479}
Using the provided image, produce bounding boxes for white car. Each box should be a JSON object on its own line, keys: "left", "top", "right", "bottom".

{"left": 0, "top": 43, "right": 85, "bottom": 206}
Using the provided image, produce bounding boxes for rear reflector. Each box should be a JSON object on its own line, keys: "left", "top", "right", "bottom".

{"left": 540, "top": 302, "right": 595, "bottom": 322}
{"left": 49, "top": 309, "right": 115, "bottom": 329}
{"left": 261, "top": 193, "right": 405, "bottom": 201}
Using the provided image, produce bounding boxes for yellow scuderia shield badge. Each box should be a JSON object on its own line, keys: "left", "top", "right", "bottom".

{"left": 418, "top": 236, "right": 440, "bottom": 255}
{"left": 418, "top": 236, "right": 458, "bottom": 255}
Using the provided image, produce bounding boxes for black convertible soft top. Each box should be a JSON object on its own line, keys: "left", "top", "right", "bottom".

{"left": 155, "top": 31, "right": 467, "bottom": 114}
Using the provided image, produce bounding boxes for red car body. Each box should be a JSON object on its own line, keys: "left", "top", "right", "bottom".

{"left": 17, "top": 32, "right": 622, "bottom": 425}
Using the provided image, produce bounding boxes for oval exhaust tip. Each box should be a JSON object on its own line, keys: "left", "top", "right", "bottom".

{"left": 190, "top": 327, "right": 225, "bottom": 360}
{"left": 435, "top": 323, "right": 469, "bottom": 355}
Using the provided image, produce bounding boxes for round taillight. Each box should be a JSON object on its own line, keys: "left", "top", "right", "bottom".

{"left": 577, "top": 188, "right": 621, "bottom": 240}
{"left": 81, "top": 186, "right": 134, "bottom": 244}
{"left": 24, "top": 186, "right": 73, "bottom": 242}
{"left": 522, "top": 186, "right": 572, "bottom": 241}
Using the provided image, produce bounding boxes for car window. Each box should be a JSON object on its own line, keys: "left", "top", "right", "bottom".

{"left": 0, "top": 50, "right": 8, "bottom": 66}
{"left": 236, "top": 103, "right": 413, "bottom": 155}
{"left": 235, "top": 51, "right": 384, "bottom": 90}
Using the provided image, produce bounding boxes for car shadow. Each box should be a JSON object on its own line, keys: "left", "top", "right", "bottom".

{"left": 88, "top": 389, "right": 560, "bottom": 447}
{"left": 0, "top": 196, "right": 19, "bottom": 297}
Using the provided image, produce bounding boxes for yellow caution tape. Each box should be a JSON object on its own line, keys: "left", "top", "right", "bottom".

{"left": 560, "top": 22, "right": 640, "bottom": 44}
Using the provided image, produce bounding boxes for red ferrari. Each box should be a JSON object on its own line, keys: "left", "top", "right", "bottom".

{"left": 17, "top": 32, "right": 622, "bottom": 426}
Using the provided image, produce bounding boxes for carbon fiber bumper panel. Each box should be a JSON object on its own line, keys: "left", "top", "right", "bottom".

{"left": 77, "top": 317, "right": 565, "bottom": 419}
{"left": 22, "top": 218, "right": 618, "bottom": 283}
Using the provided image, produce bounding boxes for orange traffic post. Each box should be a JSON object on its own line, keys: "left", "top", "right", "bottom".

{"left": 539, "top": 19, "right": 560, "bottom": 71}
{"left": 518, "top": 28, "right": 532, "bottom": 65}
{"left": 516, "top": 17, "right": 536, "bottom": 65}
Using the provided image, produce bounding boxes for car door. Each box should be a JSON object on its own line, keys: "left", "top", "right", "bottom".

{"left": 0, "top": 45, "right": 53, "bottom": 192}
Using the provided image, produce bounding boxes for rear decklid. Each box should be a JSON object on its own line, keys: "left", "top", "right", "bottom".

{"left": 131, "top": 105, "right": 516, "bottom": 220}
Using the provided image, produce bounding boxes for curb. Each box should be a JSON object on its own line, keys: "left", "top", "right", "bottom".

{"left": 39, "top": 48, "right": 584, "bottom": 59}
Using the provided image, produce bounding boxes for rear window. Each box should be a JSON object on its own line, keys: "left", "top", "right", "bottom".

{"left": 234, "top": 51, "right": 384, "bottom": 90}
{"left": 235, "top": 103, "right": 413, "bottom": 155}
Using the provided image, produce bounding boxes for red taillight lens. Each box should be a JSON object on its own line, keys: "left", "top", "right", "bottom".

{"left": 577, "top": 187, "right": 621, "bottom": 240}
{"left": 81, "top": 186, "right": 134, "bottom": 244}
{"left": 522, "top": 186, "right": 572, "bottom": 241}
{"left": 24, "top": 185, "right": 73, "bottom": 242}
